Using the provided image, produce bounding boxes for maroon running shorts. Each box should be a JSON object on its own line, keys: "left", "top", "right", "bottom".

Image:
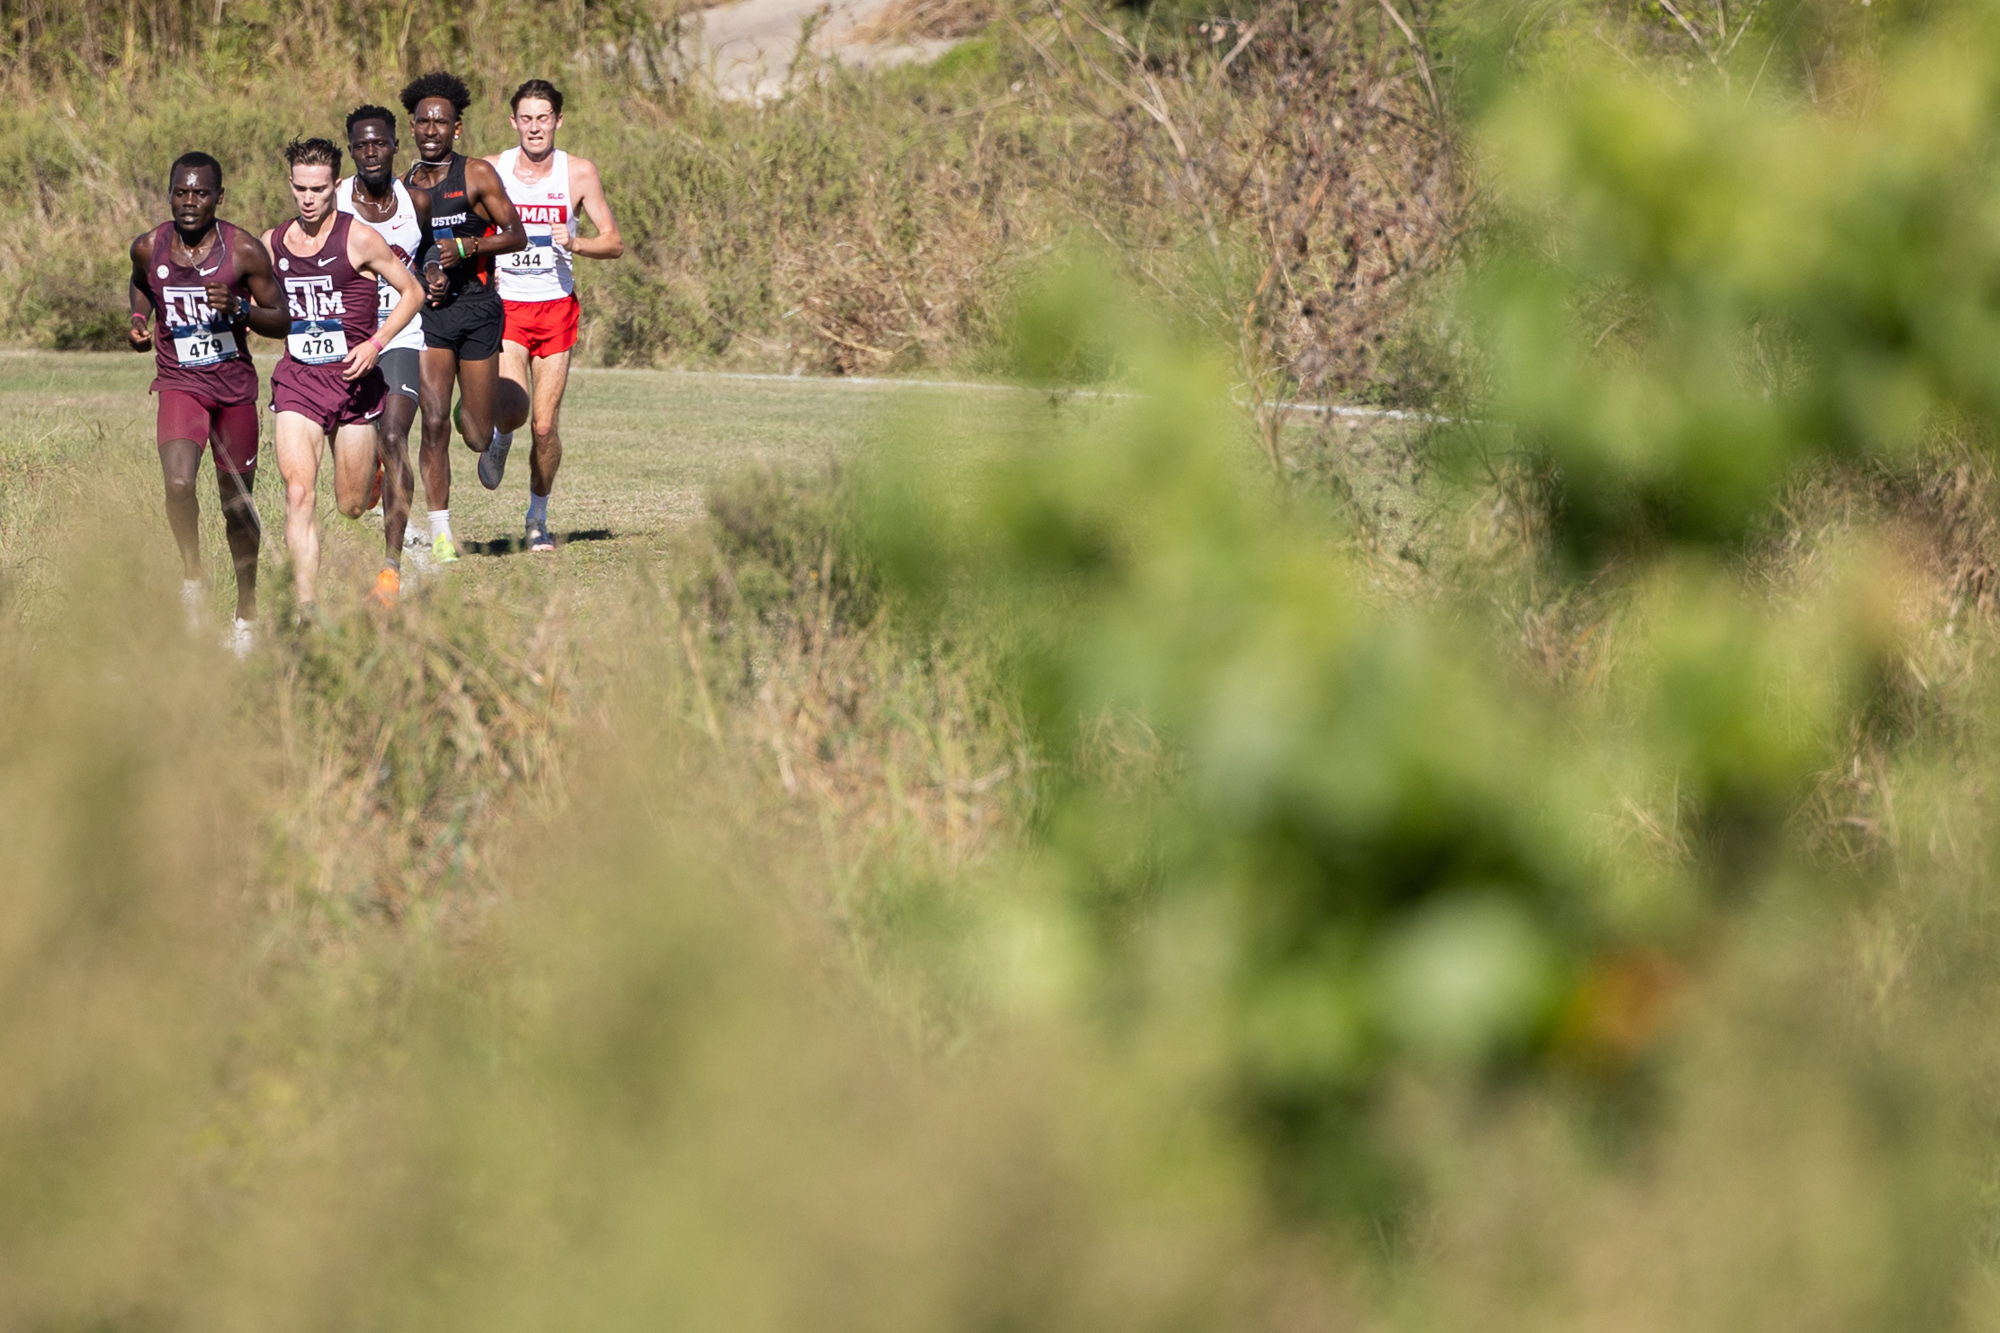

{"left": 271, "top": 362, "right": 386, "bottom": 434}
{"left": 157, "top": 388, "right": 260, "bottom": 475}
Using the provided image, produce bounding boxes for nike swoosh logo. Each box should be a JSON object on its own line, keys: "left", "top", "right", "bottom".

{"left": 316, "top": 257, "right": 336, "bottom": 267}
{"left": 197, "top": 266, "right": 220, "bottom": 276}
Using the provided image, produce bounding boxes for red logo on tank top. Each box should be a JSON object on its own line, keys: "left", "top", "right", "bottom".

{"left": 283, "top": 275, "right": 346, "bottom": 320}
{"left": 518, "top": 204, "right": 568, "bottom": 224}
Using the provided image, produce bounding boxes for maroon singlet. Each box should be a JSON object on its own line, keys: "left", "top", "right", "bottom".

{"left": 141, "top": 220, "right": 257, "bottom": 404}
{"left": 268, "top": 212, "right": 386, "bottom": 429}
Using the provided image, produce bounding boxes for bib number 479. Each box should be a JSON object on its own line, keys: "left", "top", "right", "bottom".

{"left": 173, "top": 326, "right": 235, "bottom": 366}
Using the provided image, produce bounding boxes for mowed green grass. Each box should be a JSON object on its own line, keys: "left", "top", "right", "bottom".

{"left": 0, "top": 352, "right": 1031, "bottom": 613}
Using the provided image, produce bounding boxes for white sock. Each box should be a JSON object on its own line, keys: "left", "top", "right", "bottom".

{"left": 527, "top": 492, "right": 548, "bottom": 526}
{"left": 429, "top": 509, "right": 452, "bottom": 543}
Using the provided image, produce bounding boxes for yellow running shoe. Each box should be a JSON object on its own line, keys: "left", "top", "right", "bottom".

{"left": 368, "top": 566, "right": 400, "bottom": 608}
{"left": 432, "top": 534, "right": 460, "bottom": 565}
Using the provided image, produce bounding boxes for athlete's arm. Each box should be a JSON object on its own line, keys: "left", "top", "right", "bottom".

{"left": 346, "top": 223, "right": 422, "bottom": 379}
{"left": 408, "top": 184, "right": 438, "bottom": 278}
{"left": 127, "top": 233, "right": 156, "bottom": 352}
{"left": 557, "top": 157, "right": 622, "bottom": 260}
{"left": 230, "top": 228, "right": 291, "bottom": 340}
{"left": 437, "top": 157, "right": 525, "bottom": 265}
{"left": 406, "top": 185, "right": 446, "bottom": 303}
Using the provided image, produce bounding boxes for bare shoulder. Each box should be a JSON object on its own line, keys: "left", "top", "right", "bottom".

{"left": 130, "top": 228, "right": 156, "bottom": 264}
{"left": 230, "top": 225, "right": 274, "bottom": 273}
{"left": 465, "top": 156, "right": 505, "bottom": 190}
{"left": 348, "top": 217, "right": 392, "bottom": 261}
{"left": 406, "top": 181, "right": 431, "bottom": 213}
{"left": 569, "top": 155, "right": 605, "bottom": 188}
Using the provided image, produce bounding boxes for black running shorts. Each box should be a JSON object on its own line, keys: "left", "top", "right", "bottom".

{"left": 422, "top": 286, "right": 504, "bottom": 361}
{"left": 377, "top": 347, "right": 420, "bottom": 401}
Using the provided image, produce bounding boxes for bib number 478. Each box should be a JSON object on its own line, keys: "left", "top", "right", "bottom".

{"left": 288, "top": 320, "right": 350, "bottom": 366}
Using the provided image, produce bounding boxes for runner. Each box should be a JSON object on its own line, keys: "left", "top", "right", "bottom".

{"left": 399, "top": 69, "right": 526, "bottom": 564}
{"left": 128, "top": 150, "right": 291, "bottom": 656}
{"left": 483, "top": 77, "right": 623, "bottom": 552}
{"left": 338, "top": 103, "right": 435, "bottom": 604}
{"left": 265, "top": 137, "right": 423, "bottom": 612}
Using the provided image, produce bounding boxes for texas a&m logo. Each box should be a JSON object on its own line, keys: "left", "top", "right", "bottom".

{"left": 283, "top": 275, "right": 346, "bottom": 322}
{"left": 161, "top": 285, "right": 221, "bottom": 330}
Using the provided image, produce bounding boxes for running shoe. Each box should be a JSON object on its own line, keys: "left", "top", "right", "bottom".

{"left": 432, "top": 534, "right": 461, "bottom": 565}
{"left": 368, "top": 566, "right": 401, "bottom": 609}
{"left": 222, "top": 617, "right": 253, "bottom": 660}
{"left": 478, "top": 428, "right": 513, "bottom": 490}
{"left": 526, "top": 516, "right": 555, "bottom": 553}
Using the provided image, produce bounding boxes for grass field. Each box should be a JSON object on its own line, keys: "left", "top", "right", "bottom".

{"left": 0, "top": 350, "right": 1055, "bottom": 615}
{"left": 9, "top": 333, "right": 2000, "bottom": 1327}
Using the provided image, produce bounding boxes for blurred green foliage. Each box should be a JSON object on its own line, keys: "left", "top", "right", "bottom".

{"left": 14, "top": 0, "right": 2000, "bottom": 1326}
{"left": 853, "top": 260, "right": 1901, "bottom": 1213}
{"left": 1467, "top": 4, "right": 2000, "bottom": 559}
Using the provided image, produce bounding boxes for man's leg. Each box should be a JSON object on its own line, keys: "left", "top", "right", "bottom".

{"left": 274, "top": 411, "right": 328, "bottom": 607}
{"left": 158, "top": 436, "right": 204, "bottom": 581}
{"left": 418, "top": 347, "right": 459, "bottom": 513}
{"left": 377, "top": 390, "right": 418, "bottom": 558}
{"left": 496, "top": 338, "right": 533, "bottom": 436}
{"left": 215, "top": 463, "right": 260, "bottom": 622}
{"left": 331, "top": 421, "right": 383, "bottom": 518}
{"left": 452, "top": 353, "right": 502, "bottom": 453}
{"left": 526, "top": 349, "right": 572, "bottom": 500}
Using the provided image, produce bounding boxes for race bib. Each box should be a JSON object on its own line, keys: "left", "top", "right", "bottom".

{"left": 171, "top": 324, "right": 237, "bottom": 367}
{"left": 499, "top": 237, "right": 558, "bottom": 272}
{"left": 288, "top": 320, "right": 349, "bottom": 366}
{"left": 160, "top": 286, "right": 238, "bottom": 367}
{"left": 376, "top": 277, "right": 396, "bottom": 316}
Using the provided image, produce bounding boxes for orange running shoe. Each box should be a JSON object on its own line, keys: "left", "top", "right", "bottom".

{"left": 368, "top": 566, "right": 400, "bottom": 609}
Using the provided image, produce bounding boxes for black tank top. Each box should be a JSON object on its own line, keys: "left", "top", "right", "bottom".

{"left": 406, "top": 152, "right": 493, "bottom": 303}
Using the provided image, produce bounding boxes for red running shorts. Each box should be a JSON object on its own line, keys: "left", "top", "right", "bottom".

{"left": 157, "top": 388, "right": 260, "bottom": 475}
{"left": 502, "top": 294, "right": 579, "bottom": 359}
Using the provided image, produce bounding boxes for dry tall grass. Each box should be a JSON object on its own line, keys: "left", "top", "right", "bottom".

{"left": 0, "top": 0, "right": 1459, "bottom": 400}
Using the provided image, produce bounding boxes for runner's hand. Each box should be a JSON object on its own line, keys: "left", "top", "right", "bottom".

{"left": 425, "top": 262, "right": 448, "bottom": 303}
{"left": 550, "top": 222, "right": 572, "bottom": 250}
{"left": 342, "top": 337, "right": 380, "bottom": 381}
{"left": 437, "top": 236, "right": 470, "bottom": 269}
{"left": 127, "top": 321, "right": 151, "bottom": 353}
{"left": 204, "top": 283, "right": 239, "bottom": 319}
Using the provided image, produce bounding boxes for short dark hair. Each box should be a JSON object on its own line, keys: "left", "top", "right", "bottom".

{"left": 345, "top": 103, "right": 397, "bottom": 139}
{"left": 168, "top": 151, "right": 222, "bottom": 191}
{"left": 283, "top": 137, "right": 342, "bottom": 174}
{"left": 401, "top": 70, "right": 472, "bottom": 118}
{"left": 510, "top": 79, "right": 564, "bottom": 116}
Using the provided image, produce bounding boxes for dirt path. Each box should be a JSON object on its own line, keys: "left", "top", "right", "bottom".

{"left": 683, "top": 0, "right": 958, "bottom": 100}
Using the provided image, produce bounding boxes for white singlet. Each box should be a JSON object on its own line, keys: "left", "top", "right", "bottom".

{"left": 334, "top": 175, "right": 425, "bottom": 352}
{"left": 493, "top": 147, "right": 575, "bottom": 303}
